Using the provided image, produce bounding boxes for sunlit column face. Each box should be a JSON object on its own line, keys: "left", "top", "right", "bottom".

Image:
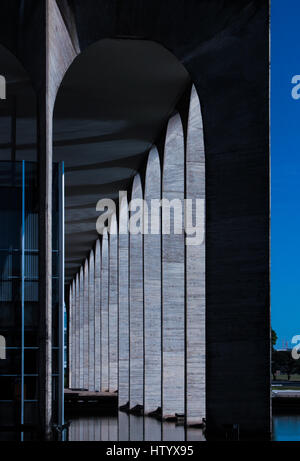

{"left": 109, "top": 214, "right": 118, "bottom": 392}
{"left": 101, "top": 230, "right": 109, "bottom": 391}
{"left": 186, "top": 86, "right": 206, "bottom": 425}
{"left": 83, "top": 259, "right": 89, "bottom": 389}
{"left": 94, "top": 240, "right": 101, "bottom": 391}
{"left": 129, "top": 174, "right": 144, "bottom": 409}
{"left": 118, "top": 196, "right": 129, "bottom": 408}
{"left": 88, "top": 250, "right": 95, "bottom": 391}
{"left": 162, "top": 113, "right": 185, "bottom": 420}
{"left": 144, "top": 146, "right": 162, "bottom": 415}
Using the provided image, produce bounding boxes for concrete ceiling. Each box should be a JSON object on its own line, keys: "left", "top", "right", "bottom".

{"left": 53, "top": 39, "right": 190, "bottom": 282}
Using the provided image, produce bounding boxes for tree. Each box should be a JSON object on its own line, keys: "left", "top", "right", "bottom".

{"left": 272, "top": 329, "right": 277, "bottom": 349}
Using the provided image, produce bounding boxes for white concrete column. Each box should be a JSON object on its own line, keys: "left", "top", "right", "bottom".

{"left": 75, "top": 272, "right": 80, "bottom": 388}
{"left": 186, "top": 85, "right": 206, "bottom": 425}
{"left": 118, "top": 194, "right": 129, "bottom": 408}
{"left": 71, "top": 279, "right": 76, "bottom": 388}
{"left": 88, "top": 250, "right": 95, "bottom": 390}
{"left": 101, "top": 230, "right": 109, "bottom": 391}
{"left": 109, "top": 214, "right": 118, "bottom": 392}
{"left": 129, "top": 174, "right": 144, "bottom": 409}
{"left": 162, "top": 113, "right": 185, "bottom": 419}
{"left": 94, "top": 239, "right": 101, "bottom": 391}
{"left": 68, "top": 284, "right": 73, "bottom": 388}
{"left": 144, "top": 146, "right": 162, "bottom": 414}
{"left": 79, "top": 266, "right": 84, "bottom": 389}
{"left": 83, "top": 259, "right": 89, "bottom": 389}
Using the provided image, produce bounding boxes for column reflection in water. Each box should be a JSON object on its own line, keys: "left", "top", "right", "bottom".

{"left": 67, "top": 413, "right": 205, "bottom": 441}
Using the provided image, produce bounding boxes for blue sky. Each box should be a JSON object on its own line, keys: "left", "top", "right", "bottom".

{"left": 272, "top": 0, "right": 300, "bottom": 347}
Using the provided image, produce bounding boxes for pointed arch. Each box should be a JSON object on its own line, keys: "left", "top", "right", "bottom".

{"left": 101, "top": 229, "right": 109, "bottom": 391}
{"left": 88, "top": 249, "right": 95, "bottom": 390}
{"left": 118, "top": 194, "right": 129, "bottom": 408}
{"left": 186, "top": 85, "right": 206, "bottom": 425}
{"left": 83, "top": 259, "right": 89, "bottom": 389}
{"left": 144, "top": 146, "right": 162, "bottom": 414}
{"left": 109, "top": 213, "right": 118, "bottom": 392}
{"left": 94, "top": 239, "right": 101, "bottom": 391}
{"left": 162, "top": 113, "right": 185, "bottom": 420}
{"left": 79, "top": 265, "right": 84, "bottom": 389}
{"left": 129, "top": 174, "right": 144, "bottom": 409}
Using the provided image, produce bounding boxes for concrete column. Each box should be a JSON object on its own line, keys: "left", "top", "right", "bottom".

{"left": 83, "top": 259, "right": 89, "bottom": 389}
{"left": 129, "top": 174, "right": 144, "bottom": 410}
{"left": 186, "top": 86, "right": 206, "bottom": 425}
{"left": 44, "top": 0, "right": 77, "bottom": 436}
{"left": 94, "top": 239, "right": 101, "bottom": 391}
{"left": 162, "top": 113, "right": 185, "bottom": 419}
{"left": 79, "top": 266, "right": 84, "bottom": 389}
{"left": 109, "top": 214, "right": 118, "bottom": 392}
{"left": 88, "top": 250, "right": 95, "bottom": 390}
{"left": 71, "top": 279, "right": 76, "bottom": 389}
{"left": 68, "top": 284, "right": 72, "bottom": 389}
{"left": 101, "top": 230, "right": 109, "bottom": 391}
{"left": 144, "top": 146, "right": 161, "bottom": 414}
{"left": 118, "top": 194, "right": 129, "bottom": 408}
{"left": 75, "top": 272, "right": 80, "bottom": 388}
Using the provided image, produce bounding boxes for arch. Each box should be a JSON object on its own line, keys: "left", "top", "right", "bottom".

{"left": 88, "top": 249, "right": 95, "bottom": 390}
{"left": 186, "top": 85, "right": 206, "bottom": 425}
{"left": 144, "top": 146, "right": 162, "bottom": 414}
{"left": 68, "top": 284, "right": 73, "bottom": 388}
{"left": 94, "top": 239, "right": 101, "bottom": 391}
{"left": 162, "top": 113, "right": 185, "bottom": 420}
{"left": 72, "top": 278, "right": 76, "bottom": 389}
{"left": 129, "top": 174, "right": 144, "bottom": 409}
{"left": 75, "top": 272, "right": 80, "bottom": 388}
{"left": 118, "top": 193, "right": 129, "bottom": 408}
{"left": 108, "top": 213, "right": 118, "bottom": 392}
{"left": 83, "top": 258, "right": 89, "bottom": 389}
{"left": 101, "top": 229, "right": 109, "bottom": 391}
{"left": 79, "top": 265, "right": 84, "bottom": 388}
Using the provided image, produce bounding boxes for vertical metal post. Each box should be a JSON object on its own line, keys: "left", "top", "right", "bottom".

{"left": 21, "top": 160, "right": 25, "bottom": 441}
{"left": 58, "top": 162, "right": 65, "bottom": 439}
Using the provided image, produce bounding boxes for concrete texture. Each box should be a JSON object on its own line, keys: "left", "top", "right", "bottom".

{"left": 94, "top": 239, "right": 101, "bottom": 391}
{"left": 162, "top": 113, "right": 185, "bottom": 419}
{"left": 118, "top": 195, "right": 129, "bottom": 408}
{"left": 83, "top": 259, "right": 89, "bottom": 389}
{"left": 75, "top": 272, "right": 80, "bottom": 388}
{"left": 79, "top": 266, "right": 84, "bottom": 389}
{"left": 185, "top": 86, "right": 206, "bottom": 425}
{"left": 88, "top": 250, "right": 95, "bottom": 390}
{"left": 144, "top": 146, "right": 161, "bottom": 414}
{"left": 129, "top": 174, "right": 144, "bottom": 409}
{"left": 109, "top": 214, "right": 118, "bottom": 392}
{"left": 101, "top": 230, "right": 109, "bottom": 391}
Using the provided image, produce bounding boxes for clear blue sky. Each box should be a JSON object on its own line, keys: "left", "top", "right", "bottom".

{"left": 272, "top": 0, "right": 300, "bottom": 348}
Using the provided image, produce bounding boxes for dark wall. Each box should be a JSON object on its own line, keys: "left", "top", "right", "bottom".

{"left": 69, "top": 0, "right": 270, "bottom": 438}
